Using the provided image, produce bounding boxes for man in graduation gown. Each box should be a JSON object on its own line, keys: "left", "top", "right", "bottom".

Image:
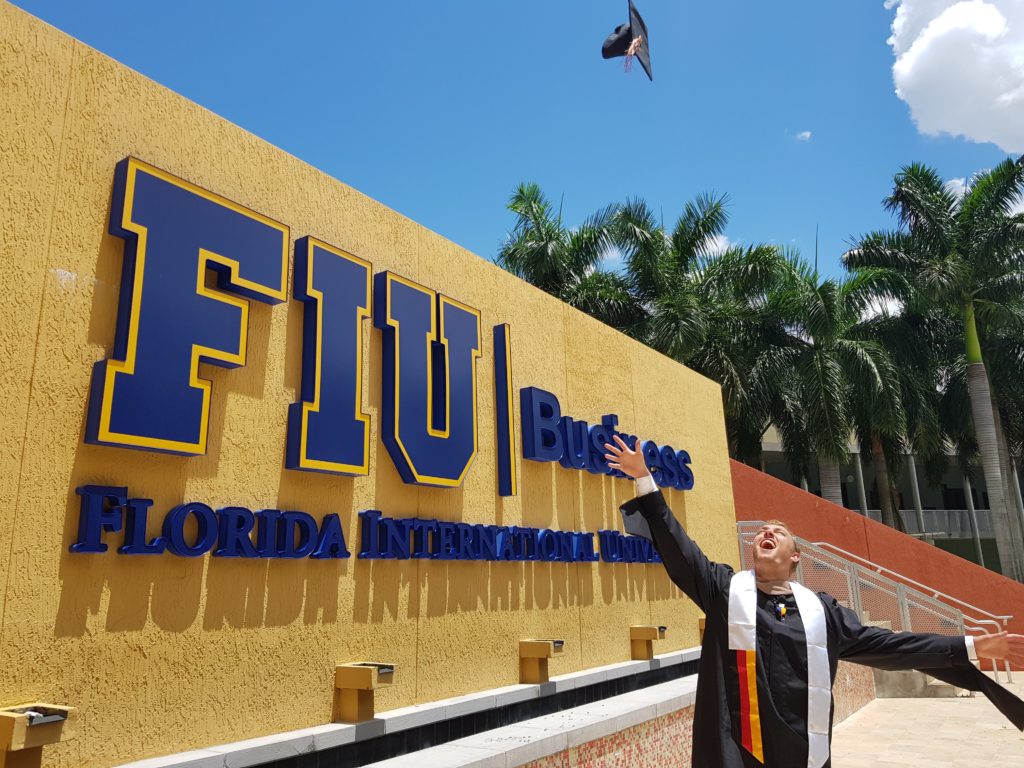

{"left": 605, "top": 435, "right": 1024, "bottom": 768}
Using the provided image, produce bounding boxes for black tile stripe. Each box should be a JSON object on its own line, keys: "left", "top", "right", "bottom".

{"left": 256, "top": 659, "right": 699, "bottom": 768}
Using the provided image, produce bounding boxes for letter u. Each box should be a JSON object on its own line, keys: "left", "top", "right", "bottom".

{"left": 374, "top": 272, "right": 482, "bottom": 487}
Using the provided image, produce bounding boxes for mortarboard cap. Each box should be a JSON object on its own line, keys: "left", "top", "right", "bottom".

{"left": 602, "top": 0, "right": 652, "bottom": 81}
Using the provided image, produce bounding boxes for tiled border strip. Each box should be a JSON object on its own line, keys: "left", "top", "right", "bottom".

{"left": 365, "top": 674, "right": 699, "bottom": 767}
{"left": 116, "top": 647, "right": 701, "bottom": 768}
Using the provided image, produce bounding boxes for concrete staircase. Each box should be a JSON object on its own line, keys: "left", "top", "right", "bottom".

{"left": 873, "top": 669, "right": 962, "bottom": 698}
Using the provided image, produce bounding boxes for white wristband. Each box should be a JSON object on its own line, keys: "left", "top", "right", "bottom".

{"left": 965, "top": 635, "right": 978, "bottom": 662}
{"left": 636, "top": 474, "right": 658, "bottom": 496}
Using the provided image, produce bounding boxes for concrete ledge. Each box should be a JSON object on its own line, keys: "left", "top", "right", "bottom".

{"left": 365, "top": 675, "right": 699, "bottom": 767}
{"left": 114, "top": 648, "right": 700, "bottom": 768}
{"left": 115, "top": 751, "right": 227, "bottom": 768}
{"left": 549, "top": 646, "right": 699, "bottom": 693}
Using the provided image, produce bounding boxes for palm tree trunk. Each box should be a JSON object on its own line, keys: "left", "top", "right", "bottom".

{"left": 852, "top": 453, "right": 868, "bottom": 515}
{"left": 1012, "top": 462, "right": 1024, "bottom": 527}
{"left": 964, "top": 302, "right": 1023, "bottom": 580}
{"left": 964, "top": 472, "right": 986, "bottom": 568}
{"left": 818, "top": 459, "right": 844, "bottom": 506}
{"left": 872, "top": 435, "right": 899, "bottom": 529}
{"left": 992, "top": 401, "right": 1024, "bottom": 571}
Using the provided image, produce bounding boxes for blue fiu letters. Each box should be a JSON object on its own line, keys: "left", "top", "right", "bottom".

{"left": 373, "top": 272, "right": 482, "bottom": 487}
{"left": 286, "top": 237, "right": 372, "bottom": 474}
{"left": 86, "top": 158, "right": 289, "bottom": 454}
{"left": 85, "top": 160, "right": 694, "bottom": 499}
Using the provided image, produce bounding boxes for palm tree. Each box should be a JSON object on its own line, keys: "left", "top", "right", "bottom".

{"left": 980, "top": 309, "right": 1024, "bottom": 537}
{"left": 930, "top": 306, "right": 1024, "bottom": 572}
{"left": 496, "top": 183, "right": 637, "bottom": 329}
{"left": 987, "top": 323, "right": 1024, "bottom": 464}
{"left": 848, "top": 313, "right": 910, "bottom": 529}
{"left": 613, "top": 195, "right": 792, "bottom": 467}
{"left": 849, "top": 304, "right": 953, "bottom": 531}
{"left": 498, "top": 186, "right": 786, "bottom": 464}
{"left": 764, "top": 259, "right": 906, "bottom": 507}
{"left": 845, "top": 160, "right": 1024, "bottom": 579}
{"left": 613, "top": 201, "right": 905, "bottom": 506}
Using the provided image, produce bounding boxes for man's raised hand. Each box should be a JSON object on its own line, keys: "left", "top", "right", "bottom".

{"left": 604, "top": 435, "right": 649, "bottom": 479}
{"left": 974, "top": 632, "right": 1024, "bottom": 667}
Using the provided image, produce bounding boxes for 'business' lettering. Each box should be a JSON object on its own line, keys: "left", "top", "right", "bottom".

{"left": 520, "top": 387, "right": 695, "bottom": 491}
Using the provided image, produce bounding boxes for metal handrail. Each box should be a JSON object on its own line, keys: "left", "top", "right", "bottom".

{"left": 739, "top": 523, "right": 964, "bottom": 625}
{"left": 861, "top": 508, "right": 995, "bottom": 539}
{"left": 815, "top": 541, "right": 1013, "bottom": 673}
{"left": 812, "top": 541, "right": 1013, "bottom": 625}
{"left": 965, "top": 619, "right": 1007, "bottom": 639}
{"left": 864, "top": 508, "right": 992, "bottom": 514}
{"left": 738, "top": 521, "right": 1014, "bottom": 682}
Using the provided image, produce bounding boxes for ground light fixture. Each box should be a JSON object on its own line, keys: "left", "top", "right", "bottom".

{"left": 630, "top": 625, "right": 668, "bottom": 660}
{"left": 519, "top": 640, "right": 565, "bottom": 684}
{"left": 0, "top": 704, "right": 76, "bottom": 768}
{"left": 333, "top": 663, "right": 396, "bottom": 723}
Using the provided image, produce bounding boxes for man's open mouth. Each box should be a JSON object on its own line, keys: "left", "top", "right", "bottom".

{"left": 759, "top": 540, "right": 776, "bottom": 551}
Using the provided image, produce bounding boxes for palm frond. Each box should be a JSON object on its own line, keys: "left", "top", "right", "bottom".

{"left": 798, "top": 351, "right": 851, "bottom": 462}
{"left": 885, "top": 163, "right": 957, "bottom": 238}
{"left": 960, "top": 157, "right": 1024, "bottom": 228}
{"left": 843, "top": 231, "right": 919, "bottom": 273}
{"left": 562, "top": 269, "right": 641, "bottom": 331}
{"left": 671, "top": 192, "right": 730, "bottom": 272}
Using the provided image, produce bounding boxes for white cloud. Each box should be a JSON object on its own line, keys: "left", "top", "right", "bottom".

{"left": 944, "top": 176, "right": 968, "bottom": 198}
{"left": 945, "top": 172, "right": 1024, "bottom": 211}
{"left": 862, "top": 295, "right": 905, "bottom": 320}
{"left": 795, "top": 131, "right": 813, "bottom": 141}
{"left": 598, "top": 244, "right": 625, "bottom": 272}
{"left": 886, "top": 0, "right": 1024, "bottom": 152}
{"left": 704, "top": 234, "right": 732, "bottom": 256}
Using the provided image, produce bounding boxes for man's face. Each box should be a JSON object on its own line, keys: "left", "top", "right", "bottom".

{"left": 752, "top": 523, "right": 800, "bottom": 577}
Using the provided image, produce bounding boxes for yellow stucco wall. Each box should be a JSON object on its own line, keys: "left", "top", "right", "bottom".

{"left": 0, "top": 4, "right": 740, "bottom": 766}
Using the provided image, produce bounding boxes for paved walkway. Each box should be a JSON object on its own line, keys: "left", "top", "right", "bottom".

{"left": 832, "top": 676, "right": 1024, "bottom": 767}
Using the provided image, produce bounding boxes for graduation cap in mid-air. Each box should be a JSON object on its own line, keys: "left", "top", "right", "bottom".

{"left": 602, "top": 0, "right": 652, "bottom": 81}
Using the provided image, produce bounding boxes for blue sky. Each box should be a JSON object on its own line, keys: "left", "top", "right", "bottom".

{"left": 14, "top": 0, "right": 1015, "bottom": 277}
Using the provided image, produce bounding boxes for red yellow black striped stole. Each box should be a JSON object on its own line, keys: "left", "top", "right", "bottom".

{"left": 736, "top": 648, "right": 764, "bottom": 762}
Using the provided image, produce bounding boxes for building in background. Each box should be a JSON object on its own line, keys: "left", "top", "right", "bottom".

{"left": 759, "top": 426, "right": 1004, "bottom": 571}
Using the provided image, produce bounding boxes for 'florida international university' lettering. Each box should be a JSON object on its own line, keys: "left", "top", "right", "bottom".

{"left": 86, "top": 158, "right": 289, "bottom": 454}
{"left": 71, "top": 485, "right": 351, "bottom": 559}
{"left": 68, "top": 486, "right": 657, "bottom": 564}
{"left": 358, "top": 510, "right": 601, "bottom": 561}
{"left": 374, "top": 272, "right": 482, "bottom": 487}
{"left": 286, "top": 237, "right": 372, "bottom": 474}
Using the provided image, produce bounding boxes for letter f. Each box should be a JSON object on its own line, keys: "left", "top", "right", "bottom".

{"left": 86, "top": 159, "right": 289, "bottom": 454}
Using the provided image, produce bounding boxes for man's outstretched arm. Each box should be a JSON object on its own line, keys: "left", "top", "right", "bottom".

{"left": 606, "top": 435, "right": 732, "bottom": 612}
{"left": 831, "top": 593, "right": 1024, "bottom": 729}
{"left": 833, "top": 595, "right": 1024, "bottom": 671}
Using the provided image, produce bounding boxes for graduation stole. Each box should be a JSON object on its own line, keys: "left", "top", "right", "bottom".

{"left": 727, "top": 570, "right": 831, "bottom": 768}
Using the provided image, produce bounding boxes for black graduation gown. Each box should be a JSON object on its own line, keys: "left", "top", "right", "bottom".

{"left": 621, "top": 489, "right": 1024, "bottom": 768}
